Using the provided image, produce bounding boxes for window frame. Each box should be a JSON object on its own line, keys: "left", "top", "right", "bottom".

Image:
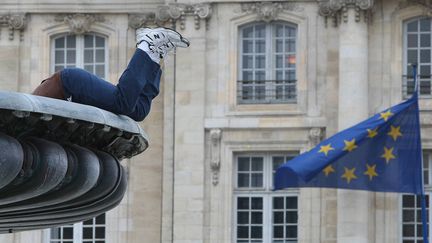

{"left": 50, "top": 33, "right": 109, "bottom": 79}
{"left": 403, "top": 17, "right": 432, "bottom": 99}
{"left": 233, "top": 152, "right": 299, "bottom": 243}
{"left": 237, "top": 21, "right": 298, "bottom": 105}
{"left": 401, "top": 151, "right": 432, "bottom": 242}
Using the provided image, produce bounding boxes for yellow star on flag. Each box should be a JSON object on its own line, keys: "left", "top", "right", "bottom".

{"left": 387, "top": 125, "right": 402, "bottom": 141}
{"left": 367, "top": 128, "right": 378, "bottom": 138}
{"left": 379, "top": 110, "right": 393, "bottom": 122}
{"left": 318, "top": 144, "right": 334, "bottom": 156}
{"left": 343, "top": 139, "right": 358, "bottom": 152}
{"left": 323, "top": 165, "right": 335, "bottom": 176}
{"left": 364, "top": 164, "right": 378, "bottom": 181}
{"left": 341, "top": 167, "right": 357, "bottom": 184}
{"left": 381, "top": 147, "right": 396, "bottom": 163}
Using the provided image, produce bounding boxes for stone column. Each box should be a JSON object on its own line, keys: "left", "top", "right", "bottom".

{"left": 320, "top": 1, "right": 373, "bottom": 242}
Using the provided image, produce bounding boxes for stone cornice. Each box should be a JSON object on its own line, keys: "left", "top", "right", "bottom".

{"left": 239, "top": 2, "right": 303, "bottom": 22}
{"left": 129, "top": 3, "right": 212, "bottom": 30}
{"left": 319, "top": 0, "right": 374, "bottom": 27}
{"left": 0, "top": 13, "right": 27, "bottom": 41}
{"left": 54, "top": 13, "right": 105, "bottom": 35}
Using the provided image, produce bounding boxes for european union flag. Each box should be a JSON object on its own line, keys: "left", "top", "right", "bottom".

{"left": 274, "top": 92, "right": 423, "bottom": 194}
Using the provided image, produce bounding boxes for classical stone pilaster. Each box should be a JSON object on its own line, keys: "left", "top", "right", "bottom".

{"left": 128, "top": 3, "right": 212, "bottom": 30}
{"left": 319, "top": 0, "right": 374, "bottom": 26}
{"left": 239, "top": 2, "right": 303, "bottom": 22}
{"left": 54, "top": 14, "right": 104, "bottom": 35}
{"left": 0, "top": 13, "right": 27, "bottom": 41}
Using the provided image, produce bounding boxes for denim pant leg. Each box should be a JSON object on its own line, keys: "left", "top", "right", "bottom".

{"left": 60, "top": 49, "right": 161, "bottom": 121}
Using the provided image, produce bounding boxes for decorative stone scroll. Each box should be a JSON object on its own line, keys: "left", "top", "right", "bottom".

{"left": 129, "top": 3, "right": 212, "bottom": 30}
{"left": 308, "top": 127, "right": 324, "bottom": 147}
{"left": 55, "top": 14, "right": 105, "bottom": 35}
{"left": 240, "top": 2, "right": 303, "bottom": 22}
{"left": 0, "top": 13, "right": 27, "bottom": 41}
{"left": 209, "top": 129, "right": 222, "bottom": 186}
{"left": 319, "top": 0, "right": 374, "bottom": 27}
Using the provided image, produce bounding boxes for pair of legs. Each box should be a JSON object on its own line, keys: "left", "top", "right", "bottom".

{"left": 32, "top": 27, "right": 190, "bottom": 122}
{"left": 33, "top": 49, "right": 160, "bottom": 121}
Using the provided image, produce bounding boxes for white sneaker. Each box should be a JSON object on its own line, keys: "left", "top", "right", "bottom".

{"left": 136, "top": 27, "right": 190, "bottom": 61}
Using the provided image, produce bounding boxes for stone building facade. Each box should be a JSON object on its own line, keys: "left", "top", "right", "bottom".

{"left": 0, "top": 0, "right": 431, "bottom": 242}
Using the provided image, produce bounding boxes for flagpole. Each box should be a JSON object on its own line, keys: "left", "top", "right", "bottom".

{"left": 412, "top": 63, "right": 429, "bottom": 243}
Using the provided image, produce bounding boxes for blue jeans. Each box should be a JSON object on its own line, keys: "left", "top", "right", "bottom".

{"left": 60, "top": 49, "right": 161, "bottom": 121}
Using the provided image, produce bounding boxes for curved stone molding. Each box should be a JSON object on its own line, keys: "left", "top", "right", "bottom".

{"left": 308, "top": 127, "right": 324, "bottom": 147}
{"left": 209, "top": 129, "right": 221, "bottom": 186}
{"left": 319, "top": 0, "right": 374, "bottom": 26}
{"left": 240, "top": 2, "right": 303, "bottom": 22}
{"left": 55, "top": 14, "right": 105, "bottom": 35}
{"left": 394, "top": 0, "right": 432, "bottom": 16}
{"left": 157, "top": 3, "right": 212, "bottom": 30}
{"left": 0, "top": 13, "right": 27, "bottom": 41}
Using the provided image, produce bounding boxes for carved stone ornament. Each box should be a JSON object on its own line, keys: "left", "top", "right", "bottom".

{"left": 319, "top": 0, "right": 374, "bottom": 27}
{"left": 55, "top": 14, "right": 105, "bottom": 35}
{"left": 209, "top": 129, "right": 222, "bottom": 186}
{"left": 0, "top": 13, "right": 27, "bottom": 41}
{"left": 308, "top": 128, "right": 324, "bottom": 147}
{"left": 157, "top": 3, "right": 212, "bottom": 30}
{"left": 240, "top": 2, "right": 303, "bottom": 22}
{"left": 394, "top": 0, "right": 432, "bottom": 16}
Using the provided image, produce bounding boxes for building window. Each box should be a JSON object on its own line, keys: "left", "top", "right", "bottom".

{"left": 234, "top": 153, "right": 298, "bottom": 243}
{"left": 401, "top": 151, "right": 431, "bottom": 242}
{"left": 237, "top": 22, "right": 297, "bottom": 104}
{"left": 404, "top": 17, "right": 432, "bottom": 98}
{"left": 48, "top": 214, "right": 106, "bottom": 243}
{"left": 52, "top": 33, "right": 107, "bottom": 78}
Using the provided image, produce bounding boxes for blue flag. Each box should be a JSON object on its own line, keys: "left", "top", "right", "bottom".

{"left": 274, "top": 92, "right": 423, "bottom": 194}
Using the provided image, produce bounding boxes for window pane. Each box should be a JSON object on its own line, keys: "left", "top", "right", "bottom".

{"left": 403, "top": 224, "right": 415, "bottom": 237}
{"left": 275, "top": 24, "right": 284, "bottom": 37}
{"left": 420, "top": 18, "right": 431, "bottom": 31}
{"left": 55, "top": 37, "right": 65, "bottom": 48}
{"left": 238, "top": 157, "right": 250, "bottom": 171}
{"left": 95, "top": 227, "right": 105, "bottom": 238}
{"left": 243, "top": 26, "right": 254, "bottom": 38}
{"left": 96, "top": 214, "right": 105, "bottom": 224}
{"left": 403, "top": 210, "right": 415, "bottom": 222}
{"left": 250, "top": 226, "right": 262, "bottom": 238}
{"left": 55, "top": 51, "right": 64, "bottom": 64}
{"left": 407, "top": 21, "right": 418, "bottom": 32}
{"left": 403, "top": 195, "right": 415, "bottom": 207}
{"left": 251, "top": 173, "right": 263, "bottom": 187}
{"left": 66, "top": 35, "right": 76, "bottom": 48}
{"left": 84, "top": 35, "right": 94, "bottom": 47}
{"left": 273, "top": 225, "right": 283, "bottom": 238}
{"left": 420, "top": 34, "right": 431, "bottom": 47}
{"left": 66, "top": 50, "right": 76, "bottom": 63}
{"left": 95, "top": 36, "right": 105, "bottom": 47}
{"left": 420, "top": 49, "right": 431, "bottom": 63}
{"left": 243, "top": 55, "right": 253, "bottom": 69}
{"left": 407, "top": 34, "right": 418, "bottom": 48}
{"left": 256, "top": 55, "right": 265, "bottom": 69}
{"left": 96, "top": 65, "right": 105, "bottom": 78}
{"left": 238, "top": 212, "right": 249, "bottom": 224}
{"left": 407, "top": 50, "right": 418, "bottom": 64}
{"left": 243, "top": 71, "right": 253, "bottom": 81}
{"left": 287, "top": 39, "right": 296, "bottom": 52}
{"left": 256, "top": 40, "right": 265, "bottom": 53}
{"left": 84, "top": 50, "right": 94, "bottom": 63}
{"left": 96, "top": 50, "right": 105, "bottom": 62}
{"left": 276, "top": 39, "right": 283, "bottom": 53}
{"left": 251, "top": 212, "right": 262, "bottom": 224}
{"left": 274, "top": 211, "right": 284, "bottom": 223}
{"left": 63, "top": 227, "right": 73, "bottom": 239}
{"left": 286, "top": 211, "right": 297, "bottom": 223}
{"left": 286, "top": 226, "right": 297, "bottom": 238}
{"left": 237, "top": 226, "right": 249, "bottom": 238}
{"left": 83, "top": 227, "right": 93, "bottom": 239}
{"left": 238, "top": 198, "right": 250, "bottom": 210}
{"left": 255, "top": 25, "right": 265, "bottom": 38}
{"left": 84, "top": 65, "right": 94, "bottom": 73}
{"left": 238, "top": 173, "right": 250, "bottom": 187}
{"left": 286, "top": 197, "right": 298, "bottom": 209}
{"left": 243, "top": 40, "right": 253, "bottom": 53}
{"left": 273, "top": 197, "right": 284, "bottom": 209}
{"left": 251, "top": 197, "right": 263, "bottom": 209}
{"left": 251, "top": 157, "right": 263, "bottom": 171}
